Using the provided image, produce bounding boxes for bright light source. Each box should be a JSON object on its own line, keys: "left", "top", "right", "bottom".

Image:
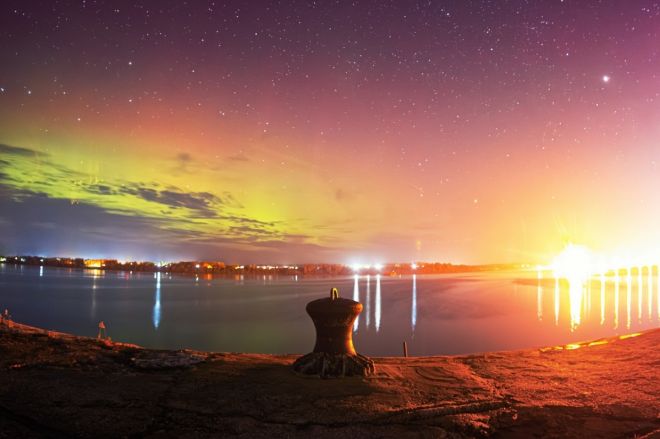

{"left": 602, "top": 75, "right": 610, "bottom": 83}
{"left": 552, "top": 244, "right": 592, "bottom": 281}
{"left": 411, "top": 262, "right": 418, "bottom": 270}
{"left": 374, "top": 263, "right": 383, "bottom": 271}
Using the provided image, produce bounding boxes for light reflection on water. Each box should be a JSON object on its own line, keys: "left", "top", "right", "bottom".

{"left": 352, "top": 274, "right": 359, "bottom": 331}
{"left": 411, "top": 274, "right": 417, "bottom": 333}
{"left": 365, "top": 275, "right": 371, "bottom": 328}
{"left": 153, "top": 272, "right": 161, "bottom": 329}
{"left": 375, "top": 274, "right": 381, "bottom": 332}
{"left": 538, "top": 266, "right": 660, "bottom": 332}
{"left": 1, "top": 264, "right": 658, "bottom": 356}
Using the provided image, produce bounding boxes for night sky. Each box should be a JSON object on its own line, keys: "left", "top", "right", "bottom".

{"left": 1, "top": 1, "right": 660, "bottom": 264}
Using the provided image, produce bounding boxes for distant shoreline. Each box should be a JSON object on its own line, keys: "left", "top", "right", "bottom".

{"left": 1, "top": 256, "right": 530, "bottom": 277}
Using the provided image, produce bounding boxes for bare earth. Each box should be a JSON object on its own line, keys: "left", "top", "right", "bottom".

{"left": 0, "top": 321, "right": 658, "bottom": 438}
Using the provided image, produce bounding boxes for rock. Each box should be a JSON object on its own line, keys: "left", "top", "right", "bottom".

{"left": 130, "top": 351, "right": 207, "bottom": 370}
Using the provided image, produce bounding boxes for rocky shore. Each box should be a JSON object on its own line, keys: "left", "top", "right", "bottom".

{"left": 0, "top": 321, "right": 658, "bottom": 438}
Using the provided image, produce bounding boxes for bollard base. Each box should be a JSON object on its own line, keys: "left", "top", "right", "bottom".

{"left": 293, "top": 352, "right": 375, "bottom": 378}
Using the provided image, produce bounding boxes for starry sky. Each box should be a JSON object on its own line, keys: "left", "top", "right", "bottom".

{"left": 1, "top": 0, "right": 660, "bottom": 264}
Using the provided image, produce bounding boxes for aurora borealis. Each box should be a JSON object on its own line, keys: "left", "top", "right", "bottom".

{"left": 1, "top": 1, "right": 660, "bottom": 264}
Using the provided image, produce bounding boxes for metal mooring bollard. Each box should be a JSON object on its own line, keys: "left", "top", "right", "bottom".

{"left": 292, "top": 288, "right": 375, "bottom": 378}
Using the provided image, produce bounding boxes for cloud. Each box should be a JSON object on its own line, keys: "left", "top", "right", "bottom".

{"left": 334, "top": 188, "right": 352, "bottom": 202}
{"left": 0, "top": 142, "right": 340, "bottom": 261}
{"left": 0, "top": 187, "right": 200, "bottom": 259}
{"left": 227, "top": 153, "right": 249, "bottom": 162}
{"left": 171, "top": 152, "right": 193, "bottom": 174}
{"left": 176, "top": 152, "right": 192, "bottom": 163}
{"left": 86, "top": 184, "right": 115, "bottom": 195}
{"left": 0, "top": 185, "right": 335, "bottom": 263}
{"left": 229, "top": 225, "right": 278, "bottom": 237}
{"left": 119, "top": 184, "right": 221, "bottom": 217}
{"left": 85, "top": 181, "right": 234, "bottom": 218}
{"left": 0, "top": 143, "right": 46, "bottom": 157}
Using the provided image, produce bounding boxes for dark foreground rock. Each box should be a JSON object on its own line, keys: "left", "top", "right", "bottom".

{"left": 0, "top": 322, "right": 658, "bottom": 438}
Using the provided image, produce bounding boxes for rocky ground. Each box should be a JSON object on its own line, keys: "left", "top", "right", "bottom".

{"left": 0, "top": 321, "right": 658, "bottom": 438}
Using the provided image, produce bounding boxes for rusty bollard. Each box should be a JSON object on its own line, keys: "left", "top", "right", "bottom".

{"left": 293, "top": 288, "right": 375, "bottom": 378}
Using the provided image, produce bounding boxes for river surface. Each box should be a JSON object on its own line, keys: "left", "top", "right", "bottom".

{"left": 0, "top": 264, "right": 658, "bottom": 355}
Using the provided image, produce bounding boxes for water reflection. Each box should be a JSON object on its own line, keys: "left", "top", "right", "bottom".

{"left": 638, "top": 267, "right": 643, "bottom": 322}
{"left": 365, "top": 275, "right": 371, "bottom": 328}
{"left": 648, "top": 267, "right": 653, "bottom": 320}
{"left": 627, "top": 268, "right": 632, "bottom": 330}
{"left": 600, "top": 272, "right": 605, "bottom": 325}
{"left": 90, "top": 269, "right": 103, "bottom": 320}
{"left": 537, "top": 268, "right": 543, "bottom": 321}
{"left": 554, "top": 275, "right": 560, "bottom": 325}
{"left": 5, "top": 265, "right": 660, "bottom": 356}
{"left": 568, "top": 272, "right": 584, "bottom": 330}
{"left": 614, "top": 269, "right": 619, "bottom": 329}
{"left": 352, "top": 274, "right": 382, "bottom": 332}
{"left": 375, "top": 274, "right": 381, "bottom": 331}
{"left": 412, "top": 274, "right": 417, "bottom": 333}
{"left": 153, "top": 272, "right": 161, "bottom": 329}
{"left": 539, "top": 266, "right": 659, "bottom": 331}
{"left": 352, "top": 274, "right": 359, "bottom": 332}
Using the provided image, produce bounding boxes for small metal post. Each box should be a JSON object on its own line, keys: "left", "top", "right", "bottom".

{"left": 403, "top": 341, "right": 408, "bottom": 357}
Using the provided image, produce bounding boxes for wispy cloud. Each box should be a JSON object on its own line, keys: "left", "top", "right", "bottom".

{"left": 0, "top": 143, "right": 46, "bottom": 157}
{"left": 0, "top": 143, "right": 292, "bottom": 247}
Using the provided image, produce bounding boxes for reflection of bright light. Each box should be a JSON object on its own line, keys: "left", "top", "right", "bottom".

{"left": 412, "top": 274, "right": 417, "bottom": 332}
{"left": 537, "top": 267, "right": 543, "bottom": 321}
{"left": 552, "top": 244, "right": 592, "bottom": 330}
{"left": 153, "top": 272, "right": 161, "bottom": 329}
{"left": 638, "top": 266, "right": 643, "bottom": 322}
{"left": 626, "top": 268, "right": 632, "bottom": 330}
{"left": 39, "top": 265, "right": 43, "bottom": 277}
{"left": 614, "top": 269, "right": 619, "bottom": 329}
{"left": 375, "top": 274, "right": 381, "bottom": 332}
{"left": 554, "top": 274, "right": 560, "bottom": 326}
{"left": 366, "top": 275, "right": 371, "bottom": 328}
{"left": 600, "top": 272, "right": 605, "bottom": 325}
{"left": 648, "top": 266, "right": 653, "bottom": 320}
{"left": 352, "top": 274, "right": 360, "bottom": 332}
{"left": 657, "top": 265, "right": 660, "bottom": 319}
{"left": 552, "top": 244, "right": 592, "bottom": 282}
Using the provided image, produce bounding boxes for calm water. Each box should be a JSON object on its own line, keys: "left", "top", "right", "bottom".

{"left": 0, "top": 264, "right": 658, "bottom": 356}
